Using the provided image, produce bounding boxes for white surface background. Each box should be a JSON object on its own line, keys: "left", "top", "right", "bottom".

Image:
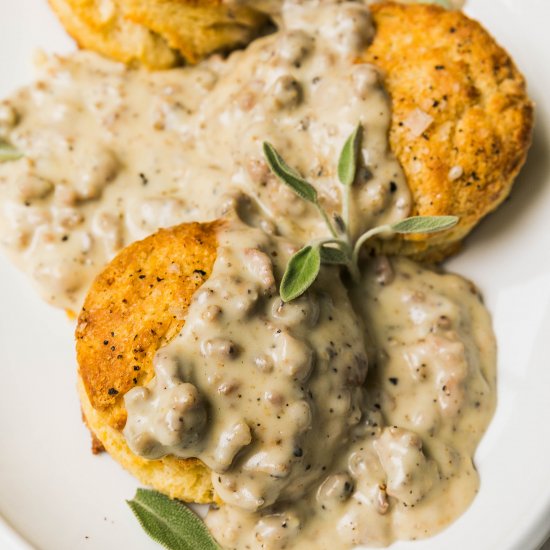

{"left": 1, "top": 1, "right": 550, "bottom": 549}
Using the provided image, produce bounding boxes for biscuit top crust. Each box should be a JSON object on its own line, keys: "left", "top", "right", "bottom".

{"left": 365, "top": 2, "right": 533, "bottom": 259}
{"left": 76, "top": 221, "right": 221, "bottom": 426}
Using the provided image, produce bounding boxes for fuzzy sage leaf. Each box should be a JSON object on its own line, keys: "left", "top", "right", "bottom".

{"left": 337, "top": 124, "right": 362, "bottom": 187}
{"left": 280, "top": 245, "right": 321, "bottom": 302}
{"left": 264, "top": 125, "right": 460, "bottom": 301}
{"left": 390, "top": 215, "right": 459, "bottom": 234}
{"left": 0, "top": 142, "right": 23, "bottom": 162}
{"left": 263, "top": 142, "right": 318, "bottom": 204}
{"left": 320, "top": 245, "right": 349, "bottom": 265}
{"left": 127, "top": 489, "right": 220, "bottom": 550}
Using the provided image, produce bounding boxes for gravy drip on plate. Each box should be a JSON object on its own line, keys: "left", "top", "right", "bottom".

{"left": 0, "top": 1, "right": 496, "bottom": 548}
{"left": 0, "top": 0, "right": 409, "bottom": 310}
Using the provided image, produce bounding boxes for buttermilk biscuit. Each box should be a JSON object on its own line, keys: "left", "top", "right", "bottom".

{"left": 366, "top": 2, "right": 533, "bottom": 260}
{"left": 117, "top": 0, "right": 268, "bottom": 64}
{"left": 47, "top": 0, "right": 180, "bottom": 68}
{"left": 49, "top": 0, "right": 267, "bottom": 67}
{"left": 76, "top": 222, "right": 222, "bottom": 503}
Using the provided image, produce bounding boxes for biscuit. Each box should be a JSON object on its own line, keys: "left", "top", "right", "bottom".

{"left": 48, "top": 0, "right": 180, "bottom": 68}
{"left": 76, "top": 221, "right": 222, "bottom": 503}
{"left": 49, "top": 0, "right": 266, "bottom": 67}
{"left": 366, "top": 3, "right": 533, "bottom": 260}
{"left": 118, "top": 0, "right": 268, "bottom": 64}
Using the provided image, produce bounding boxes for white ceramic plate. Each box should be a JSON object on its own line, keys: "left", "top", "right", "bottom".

{"left": 1, "top": 1, "right": 549, "bottom": 549}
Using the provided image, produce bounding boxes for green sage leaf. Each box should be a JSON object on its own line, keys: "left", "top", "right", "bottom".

{"left": 280, "top": 245, "right": 321, "bottom": 302}
{"left": 263, "top": 142, "right": 318, "bottom": 204}
{"left": 320, "top": 245, "right": 349, "bottom": 265}
{"left": 127, "top": 488, "right": 220, "bottom": 550}
{"left": 390, "top": 215, "right": 459, "bottom": 234}
{"left": 337, "top": 124, "right": 362, "bottom": 187}
{"left": 0, "top": 142, "right": 23, "bottom": 162}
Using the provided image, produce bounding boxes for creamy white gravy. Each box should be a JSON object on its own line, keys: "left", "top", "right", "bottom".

{"left": 0, "top": 0, "right": 408, "bottom": 310}
{"left": 0, "top": 1, "right": 496, "bottom": 548}
{"left": 124, "top": 220, "right": 495, "bottom": 548}
{"left": 125, "top": 218, "right": 370, "bottom": 514}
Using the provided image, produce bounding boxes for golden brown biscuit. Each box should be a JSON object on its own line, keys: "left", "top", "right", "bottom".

{"left": 48, "top": 0, "right": 180, "bottom": 68}
{"left": 118, "top": 0, "right": 268, "bottom": 64}
{"left": 76, "top": 221, "right": 222, "bottom": 503}
{"left": 49, "top": 0, "right": 267, "bottom": 67}
{"left": 366, "top": 2, "right": 533, "bottom": 260}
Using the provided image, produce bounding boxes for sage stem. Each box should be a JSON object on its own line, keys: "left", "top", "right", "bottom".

{"left": 342, "top": 185, "right": 351, "bottom": 237}
{"left": 317, "top": 204, "right": 339, "bottom": 239}
{"left": 351, "top": 224, "right": 391, "bottom": 268}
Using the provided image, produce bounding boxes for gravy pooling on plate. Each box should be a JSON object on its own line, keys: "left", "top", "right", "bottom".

{"left": 0, "top": 1, "right": 496, "bottom": 548}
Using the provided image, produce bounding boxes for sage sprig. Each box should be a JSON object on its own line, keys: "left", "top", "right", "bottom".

{"left": 127, "top": 488, "right": 220, "bottom": 550}
{"left": 263, "top": 126, "right": 459, "bottom": 302}
{"left": 0, "top": 141, "right": 23, "bottom": 162}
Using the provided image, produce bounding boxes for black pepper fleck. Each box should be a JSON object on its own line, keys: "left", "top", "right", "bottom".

{"left": 293, "top": 447, "right": 303, "bottom": 458}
